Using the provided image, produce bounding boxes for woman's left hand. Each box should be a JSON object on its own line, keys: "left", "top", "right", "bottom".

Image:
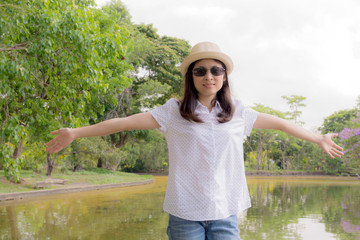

{"left": 318, "top": 133, "right": 344, "bottom": 159}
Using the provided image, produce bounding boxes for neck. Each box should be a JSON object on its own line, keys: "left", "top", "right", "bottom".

{"left": 198, "top": 97, "right": 215, "bottom": 112}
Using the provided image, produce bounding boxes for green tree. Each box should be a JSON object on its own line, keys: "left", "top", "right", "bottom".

{"left": 320, "top": 109, "right": 359, "bottom": 134}
{"left": 318, "top": 108, "right": 358, "bottom": 174}
{"left": 76, "top": 137, "right": 127, "bottom": 171}
{"left": 245, "top": 104, "right": 286, "bottom": 170}
{"left": 355, "top": 95, "right": 360, "bottom": 110}
{"left": 339, "top": 111, "right": 360, "bottom": 175}
{"left": 120, "top": 129, "right": 168, "bottom": 172}
{"left": 245, "top": 102, "right": 322, "bottom": 171}
{"left": 0, "top": 0, "right": 133, "bottom": 180}
{"left": 281, "top": 95, "right": 306, "bottom": 125}
{"left": 130, "top": 23, "right": 191, "bottom": 103}
{"left": 92, "top": 1, "right": 190, "bottom": 172}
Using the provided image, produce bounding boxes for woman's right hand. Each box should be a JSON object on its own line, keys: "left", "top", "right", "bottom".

{"left": 46, "top": 128, "right": 76, "bottom": 153}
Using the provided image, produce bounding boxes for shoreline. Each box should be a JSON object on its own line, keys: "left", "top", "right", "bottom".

{"left": 245, "top": 170, "right": 360, "bottom": 178}
{"left": 145, "top": 171, "right": 356, "bottom": 177}
{"left": 245, "top": 170, "right": 329, "bottom": 176}
{"left": 0, "top": 179, "right": 154, "bottom": 202}
{"left": 1, "top": 171, "right": 358, "bottom": 203}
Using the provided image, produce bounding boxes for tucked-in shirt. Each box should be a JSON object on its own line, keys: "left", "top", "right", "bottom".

{"left": 150, "top": 98, "right": 259, "bottom": 221}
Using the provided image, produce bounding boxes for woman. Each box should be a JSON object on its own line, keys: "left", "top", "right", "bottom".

{"left": 46, "top": 42, "right": 343, "bottom": 240}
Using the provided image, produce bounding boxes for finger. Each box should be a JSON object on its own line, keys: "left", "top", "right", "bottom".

{"left": 333, "top": 147, "right": 344, "bottom": 154}
{"left": 47, "top": 144, "right": 60, "bottom": 154}
{"left": 331, "top": 152, "right": 342, "bottom": 158}
{"left": 333, "top": 152, "right": 344, "bottom": 158}
{"left": 46, "top": 138, "right": 58, "bottom": 146}
{"left": 46, "top": 143, "right": 55, "bottom": 153}
{"left": 330, "top": 149, "right": 343, "bottom": 158}
{"left": 334, "top": 144, "right": 343, "bottom": 151}
{"left": 46, "top": 147, "right": 53, "bottom": 153}
{"left": 327, "top": 152, "right": 335, "bottom": 159}
{"left": 330, "top": 133, "right": 338, "bottom": 138}
{"left": 51, "top": 129, "right": 60, "bottom": 135}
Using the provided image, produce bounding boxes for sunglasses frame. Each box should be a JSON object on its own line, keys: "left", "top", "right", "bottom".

{"left": 192, "top": 66, "right": 226, "bottom": 77}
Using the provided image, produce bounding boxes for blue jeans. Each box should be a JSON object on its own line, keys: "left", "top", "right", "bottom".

{"left": 167, "top": 214, "right": 241, "bottom": 240}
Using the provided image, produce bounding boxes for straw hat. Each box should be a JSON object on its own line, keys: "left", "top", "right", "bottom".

{"left": 180, "top": 42, "right": 234, "bottom": 77}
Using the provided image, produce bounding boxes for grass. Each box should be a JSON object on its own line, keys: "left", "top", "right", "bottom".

{"left": 0, "top": 169, "right": 153, "bottom": 194}
{"left": 245, "top": 168, "right": 329, "bottom": 175}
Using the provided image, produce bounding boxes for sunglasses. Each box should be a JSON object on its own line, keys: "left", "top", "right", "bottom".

{"left": 192, "top": 66, "right": 226, "bottom": 77}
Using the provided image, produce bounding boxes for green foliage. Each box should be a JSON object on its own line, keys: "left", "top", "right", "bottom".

{"left": 356, "top": 95, "right": 360, "bottom": 110}
{"left": 101, "top": 0, "right": 132, "bottom": 26}
{"left": 22, "top": 141, "right": 47, "bottom": 173}
{"left": 4, "top": 0, "right": 352, "bottom": 177}
{"left": 0, "top": 0, "right": 133, "bottom": 180}
{"left": 88, "top": 2, "right": 190, "bottom": 173}
{"left": 0, "top": 143, "right": 24, "bottom": 182}
{"left": 74, "top": 137, "right": 127, "bottom": 170}
{"left": 281, "top": 95, "right": 306, "bottom": 125}
{"left": 339, "top": 111, "right": 360, "bottom": 175}
{"left": 320, "top": 108, "right": 358, "bottom": 134}
{"left": 120, "top": 130, "right": 168, "bottom": 172}
{"left": 245, "top": 104, "right": 287, "bottom": 170}
{"left": 136, "top": 80, "right": 171, "bottom": 109}
{"left": 319, "top": 107, "right": 360, "bottom": 175}
{"left": 245, "top": 101, "right": 336, "bottom": 173}
{"left": 129, "top": 24, "right": 191, "bottom": 104}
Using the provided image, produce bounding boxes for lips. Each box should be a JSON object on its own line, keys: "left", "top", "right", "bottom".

{"left": 204, "top": 83, "right": 215, "bottom": 88}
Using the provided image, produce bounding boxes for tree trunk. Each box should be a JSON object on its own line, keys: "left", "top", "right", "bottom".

{"left": 46, "top": 153, "right": 56, "bottom": 176}
{"left": 257, "top": 136, "right": 263, "bottom": 171}
{"left": 73, "top": 164, "right": 82, "bottom": 172}
{"left": 279, "top": 148, "right": 287, "bottom": 170}
{"left": 12, "top": 138, "right": 23, "bottom": 159}
{"left": 97, "top": 158, "right": 104, "bottom": 168}
{"left": 112, "top": 158, "right": 123, "bottom": 171}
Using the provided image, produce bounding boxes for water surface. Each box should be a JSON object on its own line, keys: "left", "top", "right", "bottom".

{"left": 1, "top": 176, "right": 359, "bottom": 240}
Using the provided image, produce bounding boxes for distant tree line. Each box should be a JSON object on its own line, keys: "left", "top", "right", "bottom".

{"left": 1, "top": 0, "right": 359, "bottom": 181}
{"left": 245, "top": 95, "right": 360, "bottom": 175}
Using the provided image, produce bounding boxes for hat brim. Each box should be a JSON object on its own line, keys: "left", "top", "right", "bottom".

{"left": 180, "top": 51, "right": 233, "bottom": 77}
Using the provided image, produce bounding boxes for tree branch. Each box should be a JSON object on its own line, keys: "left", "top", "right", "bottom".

{"left": 28, "top": 69, "right": 60, "bottom": 113}
{"left": 0, "top": 42, "right": 29, "bottom": 52}
{"left": 0, "top": 47, "right": 27, "bottom": 52}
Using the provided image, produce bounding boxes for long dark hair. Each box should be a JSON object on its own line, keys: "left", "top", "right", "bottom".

{"left": 179, "top": 59, "right": 235, "bottom": 123}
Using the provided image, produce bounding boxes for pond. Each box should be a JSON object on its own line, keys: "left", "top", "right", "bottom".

{"left": 0, "top": 176, "right": 359, "bottom": 240}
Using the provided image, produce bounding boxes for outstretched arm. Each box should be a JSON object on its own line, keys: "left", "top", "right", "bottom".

{"left": 253, "top": 113, "right": 344, "bottom": 159}
{"left": 46, "top": 112, "right": 160, "bottom": 154}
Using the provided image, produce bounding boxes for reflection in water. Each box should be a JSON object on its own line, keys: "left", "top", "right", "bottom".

{"left": 241, "top": 177, "right": 360, "bottom": 240}
{"left": 287, "top": 215, "right": 337, "bottom": 239}
{"left": 0, "top": 177, "right": 169, "bottom": 240}
{"left": 0, "top": 176, "right": 359, "bottom": 240}
{"left": 340, "top": 201, "right": 360, "bottom": 238}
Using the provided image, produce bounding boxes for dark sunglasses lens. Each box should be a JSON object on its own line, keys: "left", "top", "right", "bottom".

{"left": 210, "top": 67, "right": 225, "bottom": 76}
{"left": 192, "top": 66, "right": 225, "bottom": 76}
{"left": 193, "top": 67, "right": 207, "bottom": 76}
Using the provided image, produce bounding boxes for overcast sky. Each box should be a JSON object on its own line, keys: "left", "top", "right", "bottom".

{"left": 96, "top": 0, "right": 360, "bottom": 129}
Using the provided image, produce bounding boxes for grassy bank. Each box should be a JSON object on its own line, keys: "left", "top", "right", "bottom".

{"left": 0, "top": 169, "right": 152, "bottom": 194}
{"left": 245, "top": 169, "right": 358, "bottom": 177}
{"left": 245, "top": 169, "right": 329, "bottom": 176}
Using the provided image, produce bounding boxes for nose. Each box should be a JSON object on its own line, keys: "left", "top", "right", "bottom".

{"left": 204, "top": 69, "right": 214, "bottom": 80}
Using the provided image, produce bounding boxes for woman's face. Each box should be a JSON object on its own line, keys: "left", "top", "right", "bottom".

{"left": 192, "top": 59, "right": 226, "bottom": 102}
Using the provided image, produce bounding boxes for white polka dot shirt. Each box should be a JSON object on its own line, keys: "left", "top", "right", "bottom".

{"left": 150, "top": 98, "right": 259, "bottom": 221}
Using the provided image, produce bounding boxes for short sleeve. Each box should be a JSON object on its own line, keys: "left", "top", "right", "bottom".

{"left": 244, "top": 106, "right": 259, "bottom": 136}
{"left": 150, "top": 98, "right": 178, "bottom": 133}
{"left": 234, "top": 99, "right": 259, "bottom": 137}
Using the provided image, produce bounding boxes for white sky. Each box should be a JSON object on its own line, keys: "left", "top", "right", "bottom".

{"left": 96, "top": 0, "right": 360, "bottom": 129}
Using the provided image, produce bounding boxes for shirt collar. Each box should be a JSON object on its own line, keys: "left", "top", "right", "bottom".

{"left": 196, "top": 100, "right": 222, "bottom": 113}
